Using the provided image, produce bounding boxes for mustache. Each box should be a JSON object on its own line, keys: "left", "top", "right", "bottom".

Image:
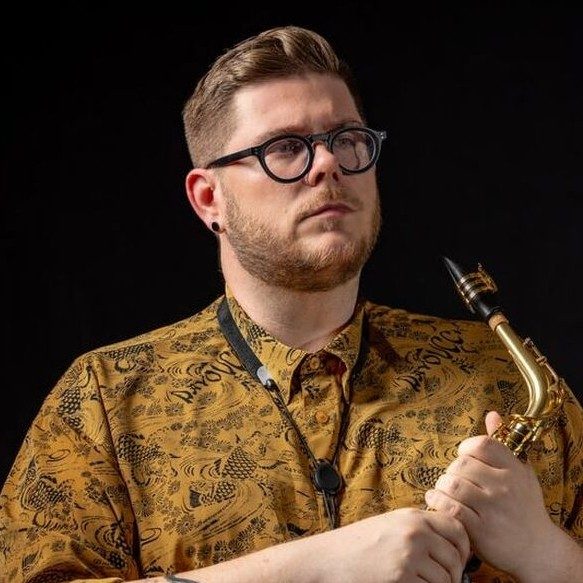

{"left": 297, "top": 188, "right": 363, "bottom": 220}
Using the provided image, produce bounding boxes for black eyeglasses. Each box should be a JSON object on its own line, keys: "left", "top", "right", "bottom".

{"left": 205, "top": 126, "right": 387, "bottom": 183}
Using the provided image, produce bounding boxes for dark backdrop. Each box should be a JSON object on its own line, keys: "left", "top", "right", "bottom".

{"left": 3, "top": 3, "right": 582, "bottom": 486}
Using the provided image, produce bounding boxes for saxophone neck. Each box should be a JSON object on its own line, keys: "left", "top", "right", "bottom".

{"left": 489, "top": 317, "right": 549, "bottom": 418}
{"left": 443, "top": 256, "right": 566, "bottom": 456}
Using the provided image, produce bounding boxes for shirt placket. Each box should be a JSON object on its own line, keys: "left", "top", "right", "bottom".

{"left": 288, "top": 352, "right": 345, "bottom": 467}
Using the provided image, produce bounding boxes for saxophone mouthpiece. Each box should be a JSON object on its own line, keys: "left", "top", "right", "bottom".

{"left": 442, "top": 256, "right": 502, "bottom": 322}
{"left": 442, "top": 256, "right": 467, "bottom": 285}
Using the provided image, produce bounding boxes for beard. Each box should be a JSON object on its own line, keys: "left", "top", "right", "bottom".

{"left": 222, "top": 186, "right": 382, "bottom": 292}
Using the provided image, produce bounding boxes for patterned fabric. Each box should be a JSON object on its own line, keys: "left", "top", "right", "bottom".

{"left": 1, "top": 291, "right": 582, "bottom": 583}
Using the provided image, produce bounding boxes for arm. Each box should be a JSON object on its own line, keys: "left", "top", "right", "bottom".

{"left": 1, "top": 373, "right": 469, "bottom": 582}
{"left": 425, "top": 410, "right": 583, "bottom": 583}
{"left": 127, "top": 508, "right": 470, "bottom": 583}
{"left": 2, "top": 448, "right": 471, "bottom": 583}
{"left": 2, "top": 355, "right": 472, "bottom": 583}
{"left": 0, "top": 356, "right": 143, "bottom": 582}
{"left": 3, "top": 466, "right": 469, "bottom": 583}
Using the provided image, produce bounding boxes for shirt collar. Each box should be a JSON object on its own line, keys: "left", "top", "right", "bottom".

{"left": 225, "top": 287, "right": 366, "bottom": 403}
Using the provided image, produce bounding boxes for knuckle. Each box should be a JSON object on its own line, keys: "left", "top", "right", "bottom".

{"left": 445, "top": 501, "right": 465, "bottom": 521}
{"left": 435, "top": 474, "right": 448, "bottom": 489}
{"left": 451, "top": 455, "right": 469, "bottom": 473}
{"left": 474, "top": 435, "right": 492, "bottom": 453}
{"left": 453, "top": 508, "right": 467, "bottom": 526}
{"left": 446, "top": 475, "right": 460, "bottom": 493}
{"left": 459, "top": 434, "right": 489, "bottom": 456}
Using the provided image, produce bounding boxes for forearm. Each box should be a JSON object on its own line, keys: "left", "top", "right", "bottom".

{"left": 132, "top": 508, "right": 470, "bottom": 583}
{"left": 514, "top": 524, "right": 583, "bottom": 583}
{"left": 134, "top": 535, "right": 323, "bottom": 583}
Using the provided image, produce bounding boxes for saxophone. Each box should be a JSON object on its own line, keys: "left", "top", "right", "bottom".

{"left": 442, "top": 258, "right": 567, "bottom": 582}
{"left": 443, "top": 256, "right": 566, "bottom": 458}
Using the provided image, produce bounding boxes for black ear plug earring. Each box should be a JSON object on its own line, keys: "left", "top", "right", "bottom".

{"left": 211, "top": 221, "right": 221, "bottom": 232}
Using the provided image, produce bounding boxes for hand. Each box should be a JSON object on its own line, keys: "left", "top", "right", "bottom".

{"left": 305, "top": 507, "right": 471, "bottom": 583}
{"left": 424, "top": 411, "right": 558, "bottom": 579}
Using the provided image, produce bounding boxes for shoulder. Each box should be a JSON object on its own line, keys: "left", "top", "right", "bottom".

{"left": 360, "top": 300, "right": 528, "bottom": 414}
{"left": 363, "top": 300, "right": 495, "bottom": 345}
{"left": 360, "top": 299, "right": 519, "bottom": 380}
{"left": 98, "top": 296, "right": 223, "bottom": 351}
{"left": 59, "top": 296, "right": 227, "bottom": 387}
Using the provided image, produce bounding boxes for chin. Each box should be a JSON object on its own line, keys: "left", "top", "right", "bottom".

{"left": 310, "top": 226, "right": 360, "bottom": 249}
{"left": 316, "top": 234, "right": 362, "bottom": 258}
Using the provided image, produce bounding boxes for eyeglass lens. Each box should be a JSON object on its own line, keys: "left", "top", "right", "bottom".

{"left": 263, "top": 129, "right": 377, "bottom": 181}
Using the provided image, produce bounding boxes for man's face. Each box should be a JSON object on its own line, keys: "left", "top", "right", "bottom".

{"left": 216, "top": 73, "right": 382, "bottom": 292}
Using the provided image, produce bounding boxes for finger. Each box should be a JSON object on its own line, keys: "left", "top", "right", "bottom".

{"left": 485, "top": 410, "right": 504, "bottom": 436}
{"left": 425, "top": 487, "right": 480, "bottom": 534}
{"left": 425, "top": 533, "right": 468, "bottom": 582}
{"left": 417, "top": 553, "right": 459, "bottom": 583}
{"left": 433, "top": 472, "right": 486, "bottom": 518}
{"left": 457, "top": 434, "right": 516, "bottom": 468}
{"left": 424, "top": 510, "right": 471, "bottom": 565}
{"left": 446, "top": 450, "right": 495, "bottom": 484}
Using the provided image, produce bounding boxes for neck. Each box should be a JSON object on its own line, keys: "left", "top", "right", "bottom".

{"left": 224, "top": 269, "right": 360, "bottom": 353}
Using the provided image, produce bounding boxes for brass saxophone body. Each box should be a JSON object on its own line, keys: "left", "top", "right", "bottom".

{"left": 443, "top": 257, "right": 566, "bottom": 457}
{"left": 443, "top": 258, "right": 567, "bottom": 582}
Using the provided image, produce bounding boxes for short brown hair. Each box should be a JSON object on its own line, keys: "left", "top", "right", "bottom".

{"left": 182, "top": 25, "right": 364, "bottom": 167}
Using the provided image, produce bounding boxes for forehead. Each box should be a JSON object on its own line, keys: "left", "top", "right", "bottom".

{"left": 228, "top": 73, "right": 361, "bottom": 146}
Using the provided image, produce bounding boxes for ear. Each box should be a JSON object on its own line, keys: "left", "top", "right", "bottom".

{"left": 185, "top": 168, "right": 221, "bottom": 228}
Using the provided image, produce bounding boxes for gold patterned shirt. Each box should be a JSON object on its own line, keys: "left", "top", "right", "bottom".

{"left": 1, "top": 292, "right": 582, "bottom": 583}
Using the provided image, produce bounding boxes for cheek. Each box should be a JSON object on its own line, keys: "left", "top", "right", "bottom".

{"left": 225, "top": 170, "right": 294, "bottom": 207}
{"left": 232, "top": 194, "right": 293, "bottom": 238}
{"left": 254, "top": 187, "right": 301, "bottom": 229}
{"left": 359, "top": 182, "right": 381, "bottom": 219}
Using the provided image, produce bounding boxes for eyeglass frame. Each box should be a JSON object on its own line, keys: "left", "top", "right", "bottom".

{"left": 205, "top": 126, "right": 387, "bottom": 184}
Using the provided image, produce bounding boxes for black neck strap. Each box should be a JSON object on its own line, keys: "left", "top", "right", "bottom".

{"left": 217, "top": 296, "right": 368, "bottom": 386}
{"left": 217, "top": 297, "right": 272, "bottom": 386}
{"left": 217, "top": 296, "right": 368, "bottom": 528}
{"left": 218, "top": 297, "right": 315, "bottom": 463}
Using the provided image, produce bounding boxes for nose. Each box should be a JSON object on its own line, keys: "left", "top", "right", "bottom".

{"left": 303, "top": 139, "right": 340, "bottom": 186}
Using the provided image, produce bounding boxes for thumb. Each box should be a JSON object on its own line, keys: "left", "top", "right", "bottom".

{"left": 485, "top": 410, "right": 504, "bottom": 437}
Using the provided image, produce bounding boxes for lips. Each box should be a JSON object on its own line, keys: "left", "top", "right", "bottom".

{"left": 309, "top": 203, "right": 351, "bottom": 217}
{"left": 301, "top": 200, "right": 355, "bottom": 221}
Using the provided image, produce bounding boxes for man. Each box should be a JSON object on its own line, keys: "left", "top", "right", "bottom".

{"left": 1, "top": 25, "right": 582, "bottom": 583}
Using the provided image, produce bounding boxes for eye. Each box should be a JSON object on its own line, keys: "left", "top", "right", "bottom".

{"left": 335, "top": 135, "right": 356, "bottom": 149}
{"left": 334, "top": 130, "right": 366, "bottom": 149}
{"left": 265, "top": 138, "right": 305, "bottom": 158}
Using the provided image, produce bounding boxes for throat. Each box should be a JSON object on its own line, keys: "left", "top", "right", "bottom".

{"left": 231, "top": 286, "right": 359, "bottom": 351}
{"left": 296, "top": 328, "right": 342, "bottom": 353}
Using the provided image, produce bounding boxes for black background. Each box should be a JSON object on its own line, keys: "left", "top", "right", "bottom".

{"left": 2, "top": 3, "right": 582, "bottom": 486}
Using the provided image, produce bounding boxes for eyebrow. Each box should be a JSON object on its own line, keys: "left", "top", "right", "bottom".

{"left": 251, "top": 120, "right": 365, "bottom": 144}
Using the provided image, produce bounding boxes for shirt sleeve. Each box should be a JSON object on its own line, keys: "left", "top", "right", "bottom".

{"left": 0, "top": 353, "right": 140, "bottom": 582}
{"left": 536, "top": 381, "right": 583, "bottom": 539}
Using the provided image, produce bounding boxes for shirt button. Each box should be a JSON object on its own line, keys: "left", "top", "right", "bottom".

{"left": 314, "top": 410, "right": 330, "bottom": 424}
{"left": 308, "top": 356, "right": 320, "bottom": 371}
